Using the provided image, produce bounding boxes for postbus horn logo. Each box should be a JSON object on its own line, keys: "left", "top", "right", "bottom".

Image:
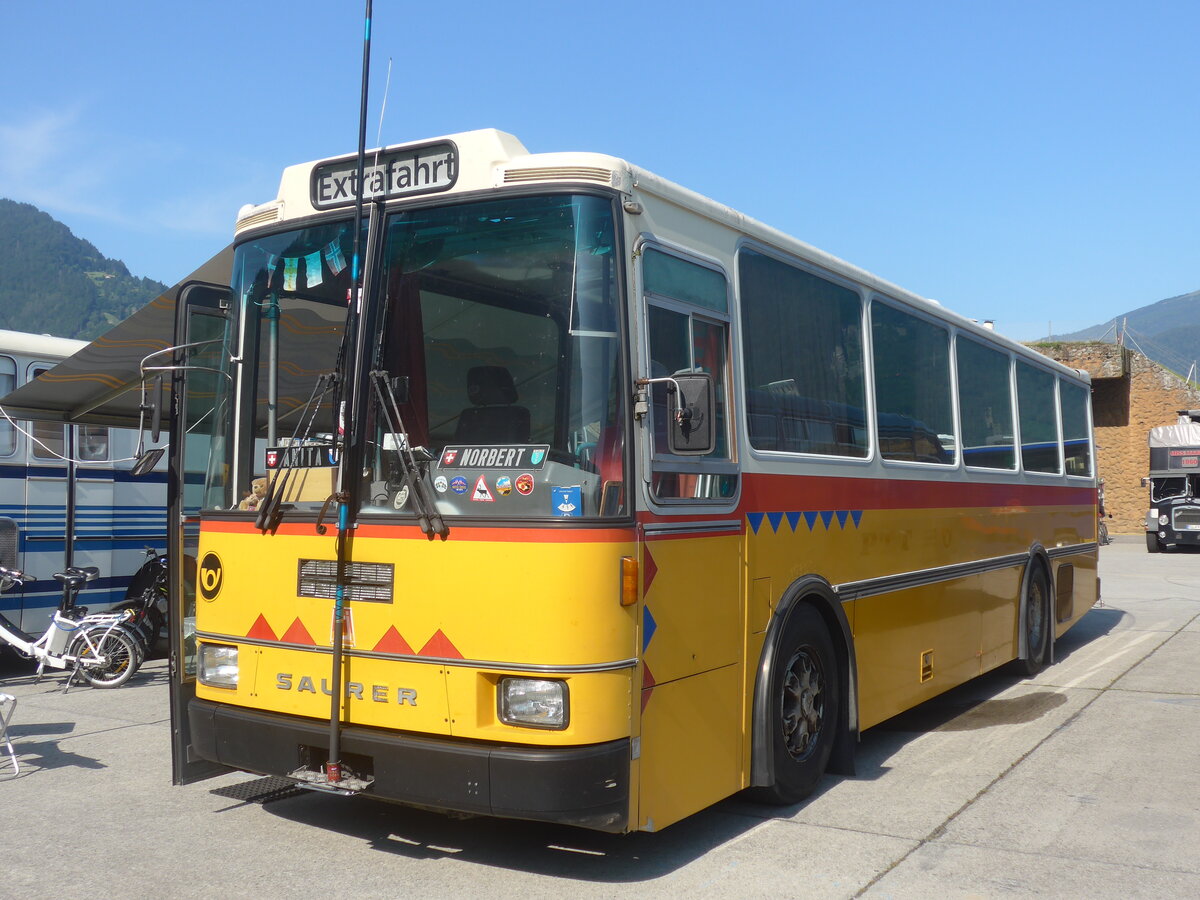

{"left": 199, "top": 552, "right": 224, "bottom": 601}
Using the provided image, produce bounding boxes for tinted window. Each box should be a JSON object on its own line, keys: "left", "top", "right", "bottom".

{"left": 872, "top": 302, "right": 955, "bottom": 464}
{"left": 1016, "top": 361, "right": 1061, "bottom": 474}
{"left": 1060, "top": 381, "right": 1092, "bottom": 476}
{"left": 739, "top": 249, "right": 867, "bottom": 457}
{"left": 956, "top": 338, "right": 1015, "bottom": 469}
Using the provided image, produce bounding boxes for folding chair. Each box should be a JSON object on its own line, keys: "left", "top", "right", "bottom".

{"left": 0, "top": 693, "right": 18, "bottom": 776}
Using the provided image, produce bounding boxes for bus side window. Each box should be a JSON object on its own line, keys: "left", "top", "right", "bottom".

{"left": 642, "top": 247, "right": 736, "bottom": 502}
{"left": 77, "top": 425, "right": 109, "bottom": 462}
{"left": 0, "top": 356, "right": 14, "bottom": 456}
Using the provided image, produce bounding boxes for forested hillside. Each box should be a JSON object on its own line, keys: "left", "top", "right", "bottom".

{"left": 0, "top": 199, "right": 167, "bottom": 340}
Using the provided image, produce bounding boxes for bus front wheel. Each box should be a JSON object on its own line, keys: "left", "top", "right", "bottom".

{"left": 1146, "top": 532, "right": 1163, "bottom": 553}
{"left": 754, "top": 603, "right": 838, "bottom": 805}
{"left": 1013, "top": 565, "right": 1051, "bottom": 677}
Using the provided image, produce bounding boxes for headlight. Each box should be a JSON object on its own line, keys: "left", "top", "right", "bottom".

{"left": 1159, "top": 514, "right": 1169, "bottom": 525}
{"left": 498, "top": 677, "right": 568, "bottom": 729}
{"left": 198, "top": 643, "right": 239, "bottom": 688}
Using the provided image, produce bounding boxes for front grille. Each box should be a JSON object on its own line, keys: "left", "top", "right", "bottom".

{"left": 235, "top": 203, "right": 283, "bottom": 233}
{"left": 1171, "top": 506, "right": 1200, "bottom": 531}
{"left": 297, "top": 559, "right": 394, "bottom": 602}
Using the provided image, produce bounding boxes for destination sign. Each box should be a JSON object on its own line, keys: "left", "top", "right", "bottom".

{"left": 311, "top": 141, "right": 458, "bottom": 209}
{"left": 438, "top": 445, "right": 549, "bottom": 470}
{"left": 1168, "top": 448, "right": 1200, "bottom": 469}
{"left": 265, "top": 443, "right": 339, "bottom": 469}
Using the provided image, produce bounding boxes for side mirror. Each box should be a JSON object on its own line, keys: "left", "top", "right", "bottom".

{"left": 668, "top": 373, "right": 716, "bottom": 455}
{"left": 131, "top": 447, "right": 165, "bottom": 477}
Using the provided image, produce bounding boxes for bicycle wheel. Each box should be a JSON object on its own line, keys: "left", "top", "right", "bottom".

{"left": 69, "top": 628, "right": 140, "bottom": 688}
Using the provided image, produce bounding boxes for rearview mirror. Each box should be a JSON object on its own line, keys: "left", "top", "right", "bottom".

{"left": 131, "top": 447, "right": 165, "bottom": 477}
{"left": 668, "top": 373, "right": 716, "bottom": 455}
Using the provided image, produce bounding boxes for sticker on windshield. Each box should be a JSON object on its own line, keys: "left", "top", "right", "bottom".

{"left": 266, "top": 443, "right": 339, "bottom": 469}
{"left": 495, "top": 475, "right": 513, "bottom": 496}
{"left": 433, "top": 475, "right": 448, "bottom": 493}
{"left": 450, "top": 476, "right": 468, "bottom": 494}
{"left": 515, "top": 473, "right": 535, "bottom": 495}
{"left": 439, "top": 445, "right": 550, "bottom": 470}
{"left": 552, "top": 485, "right": 582, "bottom": 517}
{"left": 471, "top": 476, "right": 495, "bottom": 502}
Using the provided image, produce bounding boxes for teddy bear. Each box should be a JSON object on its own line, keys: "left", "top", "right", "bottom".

{"left": 238, "top": 476, "right": 268, "bottom": 511}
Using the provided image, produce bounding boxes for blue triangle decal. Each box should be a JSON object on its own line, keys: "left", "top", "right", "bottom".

{"left": 836, "top": 510, "right": 849, "bottom": 529}
{"left": 803, "top": 511, "right": 819, "bottom": 531}
{"left": 767, "top": 512, "right": 784, "bottom": 533}
{"left": 642, "top": 605, "right": 657, "bottom": 652}
{"left": 747, "top": 512, "right": 764, "bottom": 535}
{"left": 820, "top": 510, "right": 834, "bottom": 529}
{"left": 785, "top": 511, "right": 802, "bottom": 532}
{"left": 851, "top": 510, "right": 863, "bottom": 528}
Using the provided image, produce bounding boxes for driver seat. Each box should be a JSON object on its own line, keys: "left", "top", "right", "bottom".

{"left": 454, "top": 366, "right": 531, "bottom": 444}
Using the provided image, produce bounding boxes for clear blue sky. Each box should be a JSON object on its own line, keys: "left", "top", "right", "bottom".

{"left": 2, "top": 1, "right": 1195, "bottom": 341}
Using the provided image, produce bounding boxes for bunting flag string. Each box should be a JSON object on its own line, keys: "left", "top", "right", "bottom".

{"left": 261, "top": 242, "right": 349, "bottom": 293}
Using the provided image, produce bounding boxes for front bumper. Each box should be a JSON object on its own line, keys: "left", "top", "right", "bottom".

{"left": 189, "top": 699, "right": 630, "bottom": 832}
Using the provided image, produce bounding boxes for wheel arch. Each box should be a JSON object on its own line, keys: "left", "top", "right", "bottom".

{"left": 750, "top": 575, "right": 858, "bottom": 788}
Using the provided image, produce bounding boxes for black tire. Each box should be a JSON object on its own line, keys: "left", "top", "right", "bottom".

{"left": 1013, "top": 565, "right": 1051, "bottom": 677}
{"left": 753, "top": 603, "right": 839, "bottom": 805}
{"left": 1146, "top": 532, "right": 1162, "bottom": 553}
{"left": 70, "top": 628, "right": 140, "bottom": 688}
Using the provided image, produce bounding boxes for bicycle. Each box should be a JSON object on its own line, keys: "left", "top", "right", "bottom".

{"left": 0, "top": 564, "right": 143, "bottom": 689}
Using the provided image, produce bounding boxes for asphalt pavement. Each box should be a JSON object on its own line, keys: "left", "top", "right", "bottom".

{"left": 1, "top": 536, "right": 1197, "bottom": 899}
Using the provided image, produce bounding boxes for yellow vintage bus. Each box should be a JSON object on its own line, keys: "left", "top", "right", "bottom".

{"left": 167, "top": 129, "right": 1098, "bottom": 833}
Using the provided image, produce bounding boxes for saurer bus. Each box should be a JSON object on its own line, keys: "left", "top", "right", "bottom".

{"left": 164, "top": 130, "right": 1099, "bottom": 832}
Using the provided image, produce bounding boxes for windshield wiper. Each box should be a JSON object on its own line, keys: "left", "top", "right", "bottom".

{"left": 257, "top": 373, "right": 337, "bottom": 533}
{"left": 369, "top": 369, "right": 448, "bottom": 540}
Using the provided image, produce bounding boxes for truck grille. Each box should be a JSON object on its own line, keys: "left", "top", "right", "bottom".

{"left": 1171, "top": 506, "right": 1200, "bottom": 531}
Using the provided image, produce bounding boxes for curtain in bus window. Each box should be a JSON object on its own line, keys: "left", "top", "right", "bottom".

{"left": 871, "top": 302, "right": 955, "bottom": 464}
{"left": 738, "top": 249, "right": 867, "bottom": 457}
{"left": 0, "top": 358, "right": 14, "bottom": 456}
{"left": 1016, "top": 361, "right": 1061, "bottom": 474}
{"left": 956, "top": 337, "right": 1016, "bottom": 469}
{"left": 1060, "top": 381, "right": 1092, "bottom": 476}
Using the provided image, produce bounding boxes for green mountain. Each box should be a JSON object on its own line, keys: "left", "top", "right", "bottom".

{"left": 0, "top": 198, "right": 168, "bottom": 340}
{"left": 1050, "top": 288, "right": 1200, "bottom": 379}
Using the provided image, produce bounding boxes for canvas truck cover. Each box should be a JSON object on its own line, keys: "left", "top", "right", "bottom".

{"left": 1149, "top": 412, "right": 1200, "bottom": 473}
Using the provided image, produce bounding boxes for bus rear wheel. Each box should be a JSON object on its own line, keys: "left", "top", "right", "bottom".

{"left": 1013, "top": 565, "right": 1051, "bottom": 677}
{"left": 754, "top": 603, "right": 838, "bottom": 805}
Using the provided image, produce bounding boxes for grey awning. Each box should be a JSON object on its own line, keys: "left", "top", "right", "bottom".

{"left": 0, "top": 246, "right": 231, "bottom": 428}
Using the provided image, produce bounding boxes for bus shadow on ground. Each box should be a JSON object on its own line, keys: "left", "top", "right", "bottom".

{"left": 237, "top": 604, "right": 1127, "bottom": 882}
{"left": 257, "top": 786, "right": 772, "bottom": 882}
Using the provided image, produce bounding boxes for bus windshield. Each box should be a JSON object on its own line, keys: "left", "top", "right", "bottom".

{"left": 364, "top": 193, "right": 627, "bottom": 519}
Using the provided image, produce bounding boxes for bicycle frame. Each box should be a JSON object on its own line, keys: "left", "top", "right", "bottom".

{"left": 0, "top": 606, "right": 133, "bottom": 673}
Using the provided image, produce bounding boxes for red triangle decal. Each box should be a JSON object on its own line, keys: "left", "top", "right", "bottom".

{"left": 642, "top": 546, "right": 658, "bottom": 597}
{"left": 418, "top": 629, "right": 463, "bottom": 659}
{"left": 640, "top": 663, "right": 656, "bottom": 714}
{"left": 280, "top": 617, "right": 317, "bottom": 645}
{"left": 246, "top": 614, "right": 277, "bottom": 641}
{"left": 372, "top": 625, "right": 415, "bottom": 655}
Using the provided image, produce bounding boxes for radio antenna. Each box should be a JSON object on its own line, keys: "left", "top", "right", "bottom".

{"left": 375, "top": 57, "right": 393, "bottom": 152}
{"left": 326, "top": 0, "right": 373, "bottom": 789}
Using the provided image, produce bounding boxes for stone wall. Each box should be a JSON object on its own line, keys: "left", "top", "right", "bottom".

{"left": 1029, "top": 342, "right": 1200, "bottom": 535}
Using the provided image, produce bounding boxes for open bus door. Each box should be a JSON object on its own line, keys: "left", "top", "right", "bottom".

{"left": 168, "top": 282, "right": 233, "bottom": 784}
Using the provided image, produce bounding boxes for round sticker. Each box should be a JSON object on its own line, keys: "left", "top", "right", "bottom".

{"left": 496, "top": 475, "right": 513, "bottom": 496}
{"left": 393, "top": 485, "right": 410, "bottom": 510}
{"left": 198, "top": 552, "right": 223, "bottom": 601}
{"left": 450, "top": 476, "right": 469, "bottom": 494}
{"left": 515, "top": 473, "right": 535, "bottom": 495}
{"left": 433, "top": 475, "right": 448, "bottom": 493}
